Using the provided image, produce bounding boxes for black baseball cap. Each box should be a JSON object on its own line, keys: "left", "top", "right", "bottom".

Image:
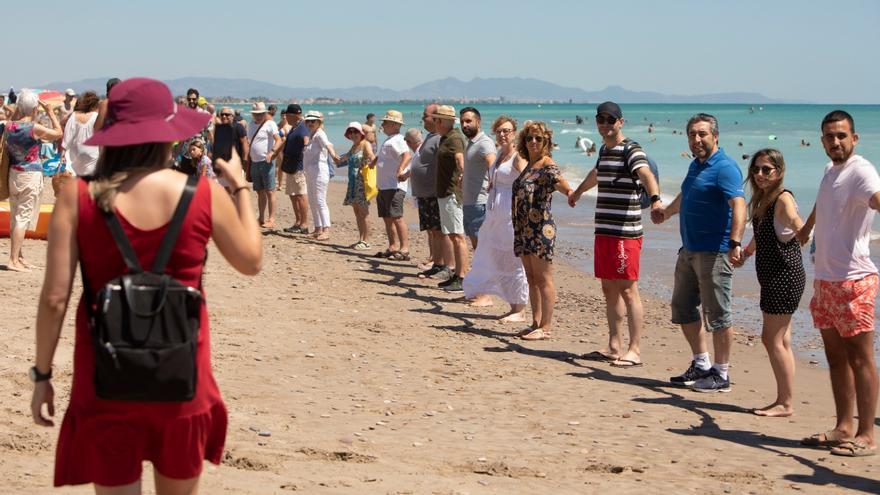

{"left": 596, "top": 101, "right": 623, "bottom": 120}
{"left": 285, "top": 104, "right": 302, "bottom": 115}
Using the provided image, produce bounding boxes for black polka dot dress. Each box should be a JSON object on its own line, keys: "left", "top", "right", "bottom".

{"left": 754, "top": 191, "right": 806, "bottom": 314}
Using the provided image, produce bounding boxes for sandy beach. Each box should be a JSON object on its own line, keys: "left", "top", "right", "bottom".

{"left": 0, "top": 180, "right": 878, "bottom": 494}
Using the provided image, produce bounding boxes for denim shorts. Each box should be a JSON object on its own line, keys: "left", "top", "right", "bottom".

{"left": 251, "top": 160, "right": 276, "bottom": 191}
{"left": 670, "top": 248, "right": 734, "bottom": 332}
{"left": 462, "top": 203, "right": 487, "bottom": 238}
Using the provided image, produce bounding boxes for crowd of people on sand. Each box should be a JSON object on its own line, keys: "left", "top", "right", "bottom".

{"left": 0, "top": 76, "right": 875, "bottom": 493}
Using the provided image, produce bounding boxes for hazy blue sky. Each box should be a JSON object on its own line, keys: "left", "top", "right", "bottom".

{"left": 9, "top": 0, "right": 879, "bottom": 103}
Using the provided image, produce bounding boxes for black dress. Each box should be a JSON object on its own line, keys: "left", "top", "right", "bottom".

{"left": 754, "top": 191, "right": 806, "bottom": 314}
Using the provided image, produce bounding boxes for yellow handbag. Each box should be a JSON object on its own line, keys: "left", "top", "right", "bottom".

{"left": 363, "top": 164, "right": 378, "bottom": 201}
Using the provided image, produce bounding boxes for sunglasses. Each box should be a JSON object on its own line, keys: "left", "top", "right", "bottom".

{"left": 750, "top": 165, "right": 776, "bottom": 175}
{"left": 495, "top": 128, "right": 515, "bottom": 135}
{"left": 525, "top": 135, "right": 544, "bottom": 143}
{"left": 595, "top": 116, "right": 618, "bottom": 125}
{"left": 220, "top": 113, "right": 233, "bottom": 117}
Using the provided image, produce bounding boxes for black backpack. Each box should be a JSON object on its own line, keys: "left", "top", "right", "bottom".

{"left": 82, "top": 174, "right": 202, "bottom": 402}
{"left": 621, "top": 140, "right": 660, "bottom": 209}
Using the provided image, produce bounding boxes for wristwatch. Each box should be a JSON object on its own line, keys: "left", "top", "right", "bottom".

{"left": 650, "top": 194, "right": 662, "bottom": 204}
{"left": 729, "top": 239, "right": 742, "bottom": 249}
{"left": 29, "top": 365, "right": 52, "bottom": 383}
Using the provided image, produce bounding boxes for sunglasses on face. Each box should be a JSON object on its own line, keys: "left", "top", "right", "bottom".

{"left": 595, "top": 116, "right": 618, "bottom": 125}
{"left": 495, "top": 128, "right": 514, "bottom": 135}
{"left": 750, "top": 165, "right": 776, "bottom": 175}
{"left": 220, "top": 113, "right": 233, "bottom": 117}
{"left": 525, "top": 135, "right": 544, "bottom": 143}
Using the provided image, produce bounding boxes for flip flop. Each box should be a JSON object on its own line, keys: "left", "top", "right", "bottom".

{"left": 610, "top": 358, "right": 643, "bottom": 368}
{"left": 581, "top": 351, "right": 619, "bottom": 362}
{"left": 520, "top": 328, "right": 550, "bottom": 341}
{"left": 801, "top": 430, "right": 852, "bottom": 447}
{"left": 830, "top": 440, "right": 877, "bottom": 457}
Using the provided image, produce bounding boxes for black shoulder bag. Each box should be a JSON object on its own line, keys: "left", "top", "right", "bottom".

{"left": 82, "top": 174, "right": 203, "bottom": 401}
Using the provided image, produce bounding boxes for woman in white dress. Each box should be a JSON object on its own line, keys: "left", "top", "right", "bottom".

{"left": 463, "top": 116, "right": 528, "bottom": 322}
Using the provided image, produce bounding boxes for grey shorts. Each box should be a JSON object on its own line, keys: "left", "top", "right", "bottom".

{"left": 670, "top": 248, "right": 734, "bottom": 332}
{"left": 438, "top": 194, "right": 464, "bottom": 235}
{"left": 377, "top": 189, "right": 405, "bottom": 218}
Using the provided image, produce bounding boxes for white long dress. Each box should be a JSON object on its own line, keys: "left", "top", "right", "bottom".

{"left": 463, "top": 153, "right": 529, "bottom": 304}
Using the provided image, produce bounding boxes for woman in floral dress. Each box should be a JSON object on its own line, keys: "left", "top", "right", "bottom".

{"left": 340, "top": 122, "right": 376, "bottom": 249}
{"left": 512, "top": 121, "right": 573, "bottom": 340}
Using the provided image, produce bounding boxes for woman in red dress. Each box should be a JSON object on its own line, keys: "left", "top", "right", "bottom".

{"left": 30, "top": 78, "right": 262, "bottom": 494}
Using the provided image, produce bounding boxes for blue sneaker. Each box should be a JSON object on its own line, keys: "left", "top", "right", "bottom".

{"left": 691, "top": 368, "right": 731, "bottom": 393}
{"left": 669, "top": 360, "right": 712, "bottom": 386}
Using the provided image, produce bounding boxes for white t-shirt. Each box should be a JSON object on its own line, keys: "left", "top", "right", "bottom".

{"left": 303, "top": 128, "right": 330, "bottom": 171}
{"left": 247, "top": 119, "right": 279, "bottom": 162}
{"left": 61, "top": 112, "right": 99, "bottom": 176}
{"left": 376, "top": 133, "right": 409, "bottom": 191}
{"left": 814, "top": 154, "right": 880, "bottom": 281}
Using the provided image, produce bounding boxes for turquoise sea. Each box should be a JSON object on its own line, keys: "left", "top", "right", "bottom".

{"left": 230, "top": 102, "right": 880, "bottom": 358}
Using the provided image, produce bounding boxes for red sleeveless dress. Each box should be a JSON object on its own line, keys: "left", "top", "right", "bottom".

{"left": 54, "top": 177, "right": 227, "bottom": 487}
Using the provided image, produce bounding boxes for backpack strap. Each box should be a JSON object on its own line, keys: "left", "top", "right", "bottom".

{"left": 102, "top": 209, "right": 144, "bottom": 273}
{"left": 150, "top": 174, "right": 199, "bottom": 274}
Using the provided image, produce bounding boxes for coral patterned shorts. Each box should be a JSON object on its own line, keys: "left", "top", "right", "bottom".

{"left": 809, "top": 274, "right": 878, "bottom": 338}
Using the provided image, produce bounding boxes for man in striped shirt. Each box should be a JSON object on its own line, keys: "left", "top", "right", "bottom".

{"left": 569, "top": 101, "right": 662, "bottom": 367}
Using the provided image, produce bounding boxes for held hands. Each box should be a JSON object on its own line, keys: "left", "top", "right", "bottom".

{"left": 796, "top": 228, "right": 811, "bottom": 246}
{"left": 397, "top": 171, "right": 411, "bottom": 182}
{"left": 728, "top": 246, "right": 744, "bottom": 267}
{"left": 567, "top": 189, "right": 582, "bottom": 208}
{"left": 214, "top": 148, "right": 246, "bottom": 188}
{"left": 31, "top": 381, "right": 55, "bottom": 427}
{"left": 651, "top": 205, "right": 666, "bottom": 224}
{"left": 650, "top": 202, "right": 664, "bottom": 224}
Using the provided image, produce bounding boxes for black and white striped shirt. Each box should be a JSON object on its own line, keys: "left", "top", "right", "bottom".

{"left": 595, "top": 139, "right": 648, "bottom": 238}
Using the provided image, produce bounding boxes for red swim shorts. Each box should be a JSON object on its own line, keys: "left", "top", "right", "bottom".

{"left": 809, "top": 273, "right": 878, "bottom": 338}
{"left": 594, "top": 235, "right": 642, "bottom": 280}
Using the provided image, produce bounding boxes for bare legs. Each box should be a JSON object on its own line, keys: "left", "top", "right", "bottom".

{"left": 351, "top": 204, "right": 370, "bottom": 243}
{"left": 520, "top": 254, "right": 556, "bottom": 337}
{"left": 289, "top": 194, "right": 309, "bottom": 230}
{"left": 600, "top": 279, "right": 644, "bottom": 363}
{"left": 819, "top": 328, "right": 878, "bottom": 448}
{"left": 7, "top": 226, "right": 31, "bottom": 272}
{"left": 257, "top": 190, "right": 275, "bottom": 228}
{"left": 754, "top": 313, "right": 795, "bottom": 417}
{"left": 95, "top": 471, "right": 199, "bottom": 495}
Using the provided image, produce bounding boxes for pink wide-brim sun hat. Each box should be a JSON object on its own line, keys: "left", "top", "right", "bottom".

{"left": 345, "top": 121, "right": 364, "bottom": 135}
{"left": 85, "top": 77, "right": 211, "bottom": 147}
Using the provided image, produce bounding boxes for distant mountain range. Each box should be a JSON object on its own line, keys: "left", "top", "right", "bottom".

{"left": 39, "top": 76, "right": 799, "bottom": 104}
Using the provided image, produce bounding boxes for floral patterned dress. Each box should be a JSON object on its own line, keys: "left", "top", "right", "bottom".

{"left": 512, "top": 162, "right": 561, "bottom": 261}
{"left": 342, "top": 149, "right": 369, "bottom": 208}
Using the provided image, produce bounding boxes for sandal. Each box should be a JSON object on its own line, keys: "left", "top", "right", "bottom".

{"left": 351, "top": 241, "right": 371, "bottom": 250}
{"left": 520, "top": 328, "right": 550, "bottom": 341}
{"left": 801, "top": 430, "right": 852, "bottom": 447}
{"left": 389, "top": 251, "right": 411, "bottom": 261}
{"left": 374, "top": 250, "right": 396, "bottom": 258}
{"left": 610, "top": 358, "right": 643, "bottom": 368}
{"left": 830, "top": 440, "right": 877, "bottom": 457}
{"left": 581, "top": 350, "right": 619, "bottom": 362}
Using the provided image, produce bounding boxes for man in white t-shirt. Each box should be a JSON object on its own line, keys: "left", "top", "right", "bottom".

{"left": 373, "top": 110, "right": 413, "bottom": 260}
{"left": 798, "top": 110, "right": 879, "bottom": 457}
{"left": 247, "top": 102, "right": 282, "bottom": 228}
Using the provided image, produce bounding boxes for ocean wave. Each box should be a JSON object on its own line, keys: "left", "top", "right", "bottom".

{"left": 559, "top": 128, "right": 593, "bottom": 135}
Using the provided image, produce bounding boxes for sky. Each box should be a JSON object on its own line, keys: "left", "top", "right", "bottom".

{"left": 8, "top": 0, "right": 880, "bottom": 103}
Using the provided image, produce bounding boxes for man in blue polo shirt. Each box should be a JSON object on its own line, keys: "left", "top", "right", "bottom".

{"left": 657, "top": 113, "right": 746, "bottom": 392}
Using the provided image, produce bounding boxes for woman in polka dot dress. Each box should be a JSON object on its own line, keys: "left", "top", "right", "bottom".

{"left": 740, "top": 149, "right": 806, "bottom": 418}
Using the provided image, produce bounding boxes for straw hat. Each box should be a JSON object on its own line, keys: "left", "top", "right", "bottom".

{"left": 381, "top": 110, "right": 405, "bottom": 125}
{"left": 431, "top": 105, "right": 456, "bottom": 120}
{"left": 251, "top": 102, "right": 268, "bottom": 114}
{"left": 304, "top": 110, "right": 324, "bottom": 121}
{"left": 85, "top": 78, "right": 211, "bottom": 147}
